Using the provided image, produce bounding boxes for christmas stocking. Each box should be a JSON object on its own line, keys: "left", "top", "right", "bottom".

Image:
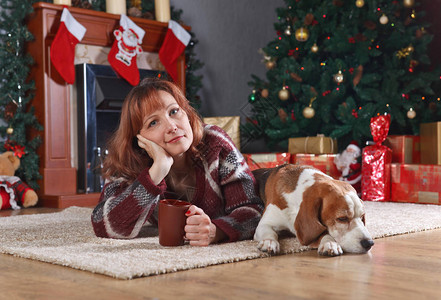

{"left": 159, "top": 20, "right": 191, "bottom": 82}
{"left": 50, "top": 8, "right": 86, "bottom": 84}
{"left": 108, "top": 15, "right": 145, "bottom": 86}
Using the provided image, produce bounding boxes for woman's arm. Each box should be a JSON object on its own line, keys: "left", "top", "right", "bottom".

{"left": 91, "top": 167, "right": 166, "bottom": 238}
{"left": 212, "top": 146, "right": 264, "bottom": 242}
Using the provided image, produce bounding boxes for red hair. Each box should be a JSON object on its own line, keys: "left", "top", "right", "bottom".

{"left": 102, "top": 78, "right": 203, "bottom": 182}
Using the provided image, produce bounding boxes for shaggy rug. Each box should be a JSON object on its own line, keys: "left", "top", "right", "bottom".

{"left": 1, "top": 202, "right": 441, "bottom": 279}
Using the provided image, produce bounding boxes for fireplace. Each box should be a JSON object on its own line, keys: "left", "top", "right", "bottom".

{"left": 26, "top": 3, "right": 188, "bottom": 208}
{"left": 75, "top": 63, "right": 163, "bottom": 193}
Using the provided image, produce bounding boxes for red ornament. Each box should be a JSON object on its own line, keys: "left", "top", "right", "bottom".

{"left": 352, "top": 109, "right": 359, "bottom": 118}
{"left": 322, "top": 90, "right": 331, "bottom": 96}
{"left": 348, "top": 37, "right": 355, "bottom": 43}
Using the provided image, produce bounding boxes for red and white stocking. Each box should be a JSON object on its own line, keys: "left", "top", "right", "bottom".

{"left": 159, "top": 20, "right": 191, "bottom": 82}
{"left": 108, "top": 15, "right": 145, "bottom": 86}
{"left": 50, "top": 8, "right": 86, "bottom": 84}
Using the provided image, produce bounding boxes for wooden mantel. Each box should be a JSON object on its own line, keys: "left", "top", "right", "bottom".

{"left": 26, "top": 2, "right": 187, "bottom": 208}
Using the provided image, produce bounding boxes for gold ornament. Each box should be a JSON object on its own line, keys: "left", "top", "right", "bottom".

{"left": 295, "top": 27, "right": 309, "bottom": 42}
{"left": 379, "top": 14, "right": 389, "bottom": 25}
{"left": 278, "top": 87, "right": 290, "bottom": 101}
{"left": 403, "top": 0, "right": 415, "bottom": 8}
{"left": 265, "top": 60, "right": 276, "bottom": 69}
{"left": 311, "top": 43, "right": 319, "bottom": 53}
{"left": 407, "top": 108, "right": 416, "bottom": 119}
{"left": 355, "top": 0, "right": 365, "bottom": 8}
{"left": 396, "top": 46, "right": 413, "bottom": 59}
{"left": 6, "top": 127, "right": 13, "bottom": 135}
{"left": 284, "top": 25, "right": 292, "bottom": 36}
{"left": 333, "top": 70, "right": 344, "bottom": 83}
{"left": 302, "top": 106, "right": 315, "bottom": 119}
{"left": 261, "top": 89, "right": 269, "bottom": 98}
{"left": 303, "top": 97, "right": 316, "bottom": 119}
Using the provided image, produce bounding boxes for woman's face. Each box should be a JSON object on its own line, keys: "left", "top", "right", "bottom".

{"left": 139, "top": 91, "right": 193, "bottom": 158}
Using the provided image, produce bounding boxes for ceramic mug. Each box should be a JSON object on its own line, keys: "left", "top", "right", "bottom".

{"left": 158, "top": 199, "right": 191, "bottom": 246}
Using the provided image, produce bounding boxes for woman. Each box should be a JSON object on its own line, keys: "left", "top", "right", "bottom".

{"left": 91, "top": 78, "right": 263, "bottom": 246}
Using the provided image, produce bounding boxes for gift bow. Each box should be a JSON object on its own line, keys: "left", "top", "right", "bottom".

{"left": 370, "top": 114, "right": 390, "bottom": 145}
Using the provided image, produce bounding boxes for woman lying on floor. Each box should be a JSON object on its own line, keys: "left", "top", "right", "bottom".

{"left": 91, "top": 78, "right": 264, "bottom": 246}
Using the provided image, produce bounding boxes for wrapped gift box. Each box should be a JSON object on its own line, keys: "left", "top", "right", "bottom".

{"left": 288, "top": 135, "right": 337, "bottom": 154}
{"left": 292, "top": 154, "right": 341, "bottom": 179}
{"left": 243, "top": 153, "right": 291, "bottom": 171}
{"left": 203, "top": 116, "right": 240, "bottom": 150}
{"left": 420, "top": 122, "right": 441, "bottom": 165}
{"left": 391, "top": 163, "right": 441, "bottom": 205}
{"left": 384, "top": 135, "right": 420, "bottom": 164}
{"left": 361, "top": 115, "right": 392, "bottom": 202}
{"left": 361, "top": 145, "right": 392, "bottom": 201}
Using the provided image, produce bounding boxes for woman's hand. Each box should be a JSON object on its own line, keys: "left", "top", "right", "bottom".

{"left": 137, "top": 134, "right": 173, "bottom": 184}
{"left": 184, "top": 205, "right": 226, "bottom": 246}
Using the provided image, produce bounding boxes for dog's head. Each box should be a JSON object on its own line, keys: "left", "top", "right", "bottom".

{"left": 294, "top": 174, "right": 373, "bottom": 254}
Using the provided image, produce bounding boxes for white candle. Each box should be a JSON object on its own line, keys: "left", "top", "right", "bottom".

{"left": 54, "top": 0, "right": 72, "bottom": 5}
{"left": 106, "top": 0, "right": 127, "bottom": 15}
{"left": 155, "top": 0, "right": 170, "bottom": 23}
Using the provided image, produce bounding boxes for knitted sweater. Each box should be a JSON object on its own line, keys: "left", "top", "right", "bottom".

{"left": 91, "top": 124, "right": 264, "bottom": 242}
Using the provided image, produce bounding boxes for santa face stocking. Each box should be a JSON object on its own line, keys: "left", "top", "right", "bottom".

{"left": 50, "top": 8, "right": 86, "bottom": 84}
{"left": 108, "top": 15, "right": 145, "bottom": 86}
{"left": 159, "top": 20, "right": 191, "bottom": 82}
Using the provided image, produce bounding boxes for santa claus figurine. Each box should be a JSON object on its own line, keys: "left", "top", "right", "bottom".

{"left": 334, "top": 141, "right": 362, "bottom": 193}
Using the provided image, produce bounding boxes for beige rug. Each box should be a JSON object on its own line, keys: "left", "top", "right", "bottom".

{"left": 1, "top": 202, "right": 441, "bottom": 279}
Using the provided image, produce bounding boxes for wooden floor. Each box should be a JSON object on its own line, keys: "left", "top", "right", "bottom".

{"left": 1, "top": 207, "right": 441, "bottom": 300}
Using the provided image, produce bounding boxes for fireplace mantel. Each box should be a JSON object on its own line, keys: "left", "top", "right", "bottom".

{"left": 26, "top": 2, "right": 188, "bottom": 208}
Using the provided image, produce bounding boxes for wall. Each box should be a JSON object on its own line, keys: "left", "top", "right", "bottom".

{"left": 171, "top": 0, "right": 284, "bottom": 152}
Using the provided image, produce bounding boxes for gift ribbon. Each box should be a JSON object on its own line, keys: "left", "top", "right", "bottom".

{"left": 370, "top": 114, "right": 391, "bottom": 145}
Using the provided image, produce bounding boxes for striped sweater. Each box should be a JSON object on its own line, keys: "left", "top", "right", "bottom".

{"left": 91, "top": 124, "right": 264, "bottom": 242}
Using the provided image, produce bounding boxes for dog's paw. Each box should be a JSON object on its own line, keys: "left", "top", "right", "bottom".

{"left": 318, "top": 241, "right": 343, "bottom": 256}
{"left": 257, "top": 239, "right": 280, "bottom": 254}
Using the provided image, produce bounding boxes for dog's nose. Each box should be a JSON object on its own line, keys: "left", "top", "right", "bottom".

{"left": 360, "top": 239, "right": 374, "bottom": 251}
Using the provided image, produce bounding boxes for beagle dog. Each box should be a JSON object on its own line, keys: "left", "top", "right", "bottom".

{"left": 253, "top": 164, "right": 374, "bottom": 256}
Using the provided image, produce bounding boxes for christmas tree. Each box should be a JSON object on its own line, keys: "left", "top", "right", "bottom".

{"left": 0, "top": 0, "right": 42, "bottom": 189}
{"left": 242, "top": 0, "right": 441, "bottom": 150}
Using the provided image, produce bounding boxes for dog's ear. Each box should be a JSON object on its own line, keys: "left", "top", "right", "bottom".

{"left": 294, "top": 197, "right": 327, "bottom": 246}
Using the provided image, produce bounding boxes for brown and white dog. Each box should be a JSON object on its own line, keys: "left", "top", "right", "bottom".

{"left": 253, "top": 164, "right": 374, "bottom": 256}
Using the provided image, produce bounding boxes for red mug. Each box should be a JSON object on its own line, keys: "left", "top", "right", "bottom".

{"left": 158, "top": 199, "right": 191, "bottom": 246}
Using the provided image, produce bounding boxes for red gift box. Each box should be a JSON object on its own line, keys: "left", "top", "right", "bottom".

{"left": 384, "top": 135, "right": 420, "bottom": 164}
{"left": 291, "top": 154, "right": 341, "bottom": 180}
{"left": 391, "top": 164, "right": 441, "bottom": 205}
{"left": 243, "top": 153, "right": 290, "bottom": 171}
{"left": 361, "top": 115, "right": 392, "bottom": 202}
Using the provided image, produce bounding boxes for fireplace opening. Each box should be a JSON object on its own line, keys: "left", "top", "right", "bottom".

{"left": 76, "top": 64, "right": 163, "bottom": 193}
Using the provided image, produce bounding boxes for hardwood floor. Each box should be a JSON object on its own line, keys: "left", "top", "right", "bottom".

{"left": 1, "top": 207, "right": 441, "bottom": 300}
